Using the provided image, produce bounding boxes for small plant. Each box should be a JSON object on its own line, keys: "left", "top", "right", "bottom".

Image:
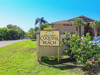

{"left": 86, "top": 58, "right": 97, "bottom": 75}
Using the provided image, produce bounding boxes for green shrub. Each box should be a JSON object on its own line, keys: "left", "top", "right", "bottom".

{"left": 62, "top": 32, "right": 100, "bottom": 65}
{"left": 61, "top": 32, "right": 71, "bottom": 56}
{"left": 0, "top": 27, "right": 26, "bottom": 40}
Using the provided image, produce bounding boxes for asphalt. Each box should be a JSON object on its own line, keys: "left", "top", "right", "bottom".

{"left": 0, "top": 39, "right": 27, "bottom": 48}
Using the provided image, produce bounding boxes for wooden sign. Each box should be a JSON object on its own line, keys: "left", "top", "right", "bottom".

{"left": 40, "top": 30, "right": 60, "bottom": 47}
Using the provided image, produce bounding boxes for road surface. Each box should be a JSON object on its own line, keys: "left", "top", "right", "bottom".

{"left": 0, "top": 39, "right": 26, "bottom": 48}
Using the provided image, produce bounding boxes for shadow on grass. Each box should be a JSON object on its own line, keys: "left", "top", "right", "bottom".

{"left": 40, "top": 57, "right": 84, "bottom": 70}
{"left": 31, "top": 39, "right": 36, "bottom": 41}
{"left": 40, "top": 57, "right": 100, "bottom": 75}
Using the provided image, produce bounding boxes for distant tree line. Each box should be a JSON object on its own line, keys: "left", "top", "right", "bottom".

{"left": 0, "top": 24, "right": 26, "bottom": 40}
{"left": 0, "top": 17, "right": 50, "bottom": 40}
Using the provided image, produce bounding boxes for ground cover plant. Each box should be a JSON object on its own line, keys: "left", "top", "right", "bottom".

{"left": 0, "top": 40, "right": 85, "bottom": 75}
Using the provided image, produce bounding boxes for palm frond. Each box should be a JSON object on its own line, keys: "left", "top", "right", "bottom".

{"left": 90, "top": 21, "right": 100, "bottom": 27}
{"left": 35, "top": 18, "right": 40, "bottom": 25}
{"left": 72, "top": 18, "right": 84, "bottom": 27}
{"left": 40, "top": 17, "right": 48, "bottom": 24}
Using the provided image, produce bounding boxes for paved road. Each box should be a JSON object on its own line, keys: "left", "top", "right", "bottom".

{"left": 0, "top": 39, "right": 27, "bottom": 48}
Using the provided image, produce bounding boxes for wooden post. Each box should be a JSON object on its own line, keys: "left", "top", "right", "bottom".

{"left": 37, "top": 34, "right": 41, "bottom": 62}
{"left": 38, "top": 47, "right": 41, "bottom": 62}
{"left": 37, "top": 34, "right": 39, "bottom": 62}
{"left": 37, "top": 49, "right": 39, "bottom": 62}
{"left": 39, "top": 48, "right": 41, "bottom": 62}
{"left": 58, "top": 47, "right": 60, "bottom": 62}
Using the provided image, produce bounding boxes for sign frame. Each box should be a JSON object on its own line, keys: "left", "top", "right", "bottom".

{"left": 39, "top": 30, "right": 60, "bottom": 47}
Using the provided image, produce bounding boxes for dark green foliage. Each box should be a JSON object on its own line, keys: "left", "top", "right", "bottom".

{"left": 61, "top": 32, "right": 71, "bottom": 56}
{"left": 7, "top": 24, "right": 26, "bottom": 39}
{"left": 9, "top": 29, "right": 19, "bottom": 40}
{"left": 34, "top": 26, "right": 40, "bottom": 34}
{"left": 0, "top": 25, "right": 26, "bottom": 40}
{"left": 62, "top": 32, "right": 100, "bottom": 65}
{"left": 0, "top": 34, "right": 3, "bottom": 40}
{"left": 34, "top": 26, "right": 39, "bottom": 32}
{"left": 79, "top": 26, "right": 81, "bottom": 36}
{"left": 0, "top": 28, "right": 12, "bottom": 40}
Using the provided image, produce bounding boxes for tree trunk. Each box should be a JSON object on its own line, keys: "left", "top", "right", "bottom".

{"left": 95, "top": 27, "right": 98, "bottom": 37}
{"left": 79, "top": 26, "right": 81, "bottom": 36}
{"left": 95, "top": 31, "right": 97, "bottom": 37}
{"left": 76, "top": 26, "right": 78, "bottom": 33}
{"left": 97, "top": 27, "right": 100, "bottom": 36}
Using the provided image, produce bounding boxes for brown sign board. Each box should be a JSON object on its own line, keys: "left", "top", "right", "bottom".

{"left": 40, "top": 30, "right": 60, "bottom": 47}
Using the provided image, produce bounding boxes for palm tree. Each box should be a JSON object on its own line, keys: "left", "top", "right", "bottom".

{"left": 90, "top": 21, "right": 100, "bottom": 37}
{"left": 72, "top": 18, "right": 84, "bottom": 36}
{"left": 35, "top": 17, "right": 48, "bottom": 25}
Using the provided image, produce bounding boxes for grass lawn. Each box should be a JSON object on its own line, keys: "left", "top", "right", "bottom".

{"left": 0, "top": 40, "right": 85, "bottom": 75}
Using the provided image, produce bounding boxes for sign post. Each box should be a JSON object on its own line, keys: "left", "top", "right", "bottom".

{"left": 58, "top": 47, "right": 60, "bottom": 62}
{"left": 39, "top": 30, "right": 60, "bottom": 62}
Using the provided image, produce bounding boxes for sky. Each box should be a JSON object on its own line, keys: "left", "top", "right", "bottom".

{"left": 0, "top": 0, "right": 100, "bottom": 32}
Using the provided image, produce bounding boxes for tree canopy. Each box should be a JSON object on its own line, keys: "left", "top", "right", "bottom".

{"left": 0, "top": 25, "right": 26, "bottom": 40}
{"left": 72, "top": 18, "right": 84, "bottom": 36}
{"left": 27, "top": 28, "right": 36, "bottom": 39}
{"left": 90, "top": 21, "right": 100, "bottom": 37}
{"left": 72, "top": 18, "right": 84, "bottom": 27}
